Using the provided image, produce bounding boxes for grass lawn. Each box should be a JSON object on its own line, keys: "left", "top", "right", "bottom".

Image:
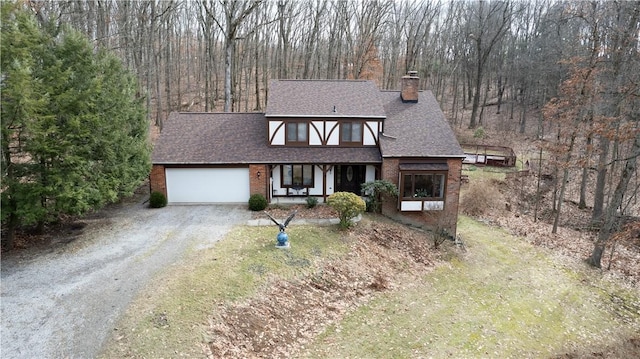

{"left": 302, "top": 216, "right": 640, "bottom": 358}
{"left": 101, "top": 216, "right": 640, "bottom": 358}
{"left": 100, "top": 225, "right": 351, "bottom": 358}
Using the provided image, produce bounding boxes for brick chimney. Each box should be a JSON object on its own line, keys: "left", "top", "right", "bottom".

{"left": 401, "top": 71, "right": 419, "bottom": 103}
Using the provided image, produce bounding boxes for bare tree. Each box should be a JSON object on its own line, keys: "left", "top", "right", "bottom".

{"left": 465, "top": 0, "right": 512, "bottom": 129}
{"left": 208, "top": 0, "right": 263, "bottom": 112}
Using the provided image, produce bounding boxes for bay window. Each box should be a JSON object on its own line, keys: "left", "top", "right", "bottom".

{"left": 402, "top": 173, "right": 445, "bottom": 199}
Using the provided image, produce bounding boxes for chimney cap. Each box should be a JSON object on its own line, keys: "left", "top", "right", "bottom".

{"left": 407, "top": 70, "right": 418, "bottom": 77}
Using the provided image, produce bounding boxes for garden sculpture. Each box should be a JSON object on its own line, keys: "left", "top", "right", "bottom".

{"left": 263, "top": 210, "right": 297, "bottom": 248}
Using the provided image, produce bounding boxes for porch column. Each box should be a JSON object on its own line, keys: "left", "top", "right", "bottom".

{"left": 322, "top": 165, "right": 328, "bottom": 202}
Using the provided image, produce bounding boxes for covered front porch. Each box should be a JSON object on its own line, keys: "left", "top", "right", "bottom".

{"left": 268, "top": 163, "right": 378, "bottom": 203}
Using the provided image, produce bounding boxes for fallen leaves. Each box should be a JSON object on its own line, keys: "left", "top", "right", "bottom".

{"left": 204, "top": 219, "right": 444, "bottom": 358}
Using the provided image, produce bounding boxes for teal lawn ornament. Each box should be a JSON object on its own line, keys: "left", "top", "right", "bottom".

{"left": 264, "top": 210, "right": 297, "bottom": 248}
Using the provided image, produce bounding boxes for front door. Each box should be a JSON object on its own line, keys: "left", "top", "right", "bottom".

{"left": 335, "top": 165, "right": 366, "bottom": 195}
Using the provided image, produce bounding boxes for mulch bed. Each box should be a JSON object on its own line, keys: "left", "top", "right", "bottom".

{"left": 253, "top": 204, "right": 339, "bottom": 220}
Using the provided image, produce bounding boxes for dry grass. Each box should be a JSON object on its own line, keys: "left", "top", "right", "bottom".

{"left": 303, "top": 216, "right": 640, "bottom": 358}
{"left": 460, "top": 177, "right": 504, "bottom": 216}
{"left": 100, "top": 215, "right": 639, "bottom": 358}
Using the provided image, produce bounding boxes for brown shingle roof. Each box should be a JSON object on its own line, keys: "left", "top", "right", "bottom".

{"left": 152, "top": 84, "right": 463, "bottom": 165}
{"left": 266, "top": 80, "right": 386, "bottom": 118}
{"left": 379, "top": 91, "right": 464, "bottom": 158}
{"left": 152, "top": 112, "right": 382, "bottom": 164}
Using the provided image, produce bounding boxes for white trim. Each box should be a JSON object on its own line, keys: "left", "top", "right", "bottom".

{"left": 266, "top": 114, "right": 386, "bottom": 119}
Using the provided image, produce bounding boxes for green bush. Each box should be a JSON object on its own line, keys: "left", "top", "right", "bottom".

{"left": 248, "top": 193, "right": 268, "bottom": 211}
{"left": 365, "top": 197, "right": 375, "bottom": 212}
{"left": 149, "top": 191, "right": 167, "bottom": 208}
{"left": 473, "top": 126, "right": 485, "bottom": 140}
{"left": 361, "top": 180, "right": 399, "bottom": 213}
{"left": 327, "top": 192, "right": 366, "bottom": 228}
{"left": 305, "top": 196, "right": 318, "bottom": 209}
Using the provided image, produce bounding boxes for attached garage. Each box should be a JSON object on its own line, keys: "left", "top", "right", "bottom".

{"left": 165, "top": 167, "right": 250, "bottom": 203}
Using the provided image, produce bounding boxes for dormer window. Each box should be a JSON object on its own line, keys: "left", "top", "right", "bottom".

{"left": 341, "top": 122, "right": 362, "bottom": 145}
{"left": 286, "top": 122, "right": 307, "bottom": 144}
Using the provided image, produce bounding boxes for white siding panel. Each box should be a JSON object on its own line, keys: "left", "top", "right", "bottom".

{"left": 401, "top": 201, "right": 423, "bottom": 211}
{"left": 326, "top": 121, "right": 339, "bottom": 145}
{"left": 310, "top": 121, "right": 324, "bottom": 145}
{"left": 309, "top": 121, "right": 322, "bottom": 145}
{"left": 269, "top": 121, "right": 285, "bottom": 145}
{"left": 166, "top": 168, "right": 250, "bottom": 203}
{"left": 363, "top": 121, "right": 378, "bottom": 145}
{"left": 365, "top": 165, "right": 376, "bottom": 183}
{"left": 423, "top": 201, "right": 444, "bottom": 210}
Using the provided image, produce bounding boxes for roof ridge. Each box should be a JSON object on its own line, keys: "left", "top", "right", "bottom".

{"left": 274, "top": 79, "right": 370, "bottom": 82}
{"left": 176, "top": 111, "right": 265, "bottom": 115}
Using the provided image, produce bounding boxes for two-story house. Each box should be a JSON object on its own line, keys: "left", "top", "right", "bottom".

{"left": 150, "top": 73, "right": 465, "bottom": 234}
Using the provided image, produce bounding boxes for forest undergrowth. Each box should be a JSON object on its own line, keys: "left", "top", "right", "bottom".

{"left": 456, "top": 122, "right": 640, "bottom": 290}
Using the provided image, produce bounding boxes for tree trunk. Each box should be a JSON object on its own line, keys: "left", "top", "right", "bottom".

{"left": 592, "top": 134, "right": 611, "bottom": 223}
{"left": 469, "top": 55, "right": 482, "bottom": 129}
{"left": 553, "top": 134, "right": 575, "bottom": 234}
{"left": 254, "top": 36, "right": 261, "bottom": 110}
{"left": 534, "top": 147, "right": 543, "bottom": 222}
{"left": 4, "top": 206, "right": 18, "bottom": 249}
{"left": 224, "top": 38, "right": 233, "bottom": 112}
{"left": 588, "top": 133, "right": 640, "bottom": 268}
{"left": 519, "top": 89, "right": 528, "bottom": 134}
{"left": 579, "top": 135, "right": 592, "bottom": 209}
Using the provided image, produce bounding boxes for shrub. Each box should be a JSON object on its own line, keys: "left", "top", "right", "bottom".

{"left": 149, "top": 191, "right": 167, "bottom": 208}
{"left": 327, "top": 192, "right": 366, "bottom": 228}
{"left": 365, "top": 197, "right": 375, "bottom": 212}
{"left": 473, "top": 126, "right": 485, "bottom": 140}
{"left": 361, "top": 180, "right": 399, "bottom": 213}
{"left": 248, "top": 193, "right": 268, "bottom": 211}
{"left": 305, "top": 196, "right": 318, "bottom": 209}
{"left": 460, "top": 179, "right": 500, "bottom": 216}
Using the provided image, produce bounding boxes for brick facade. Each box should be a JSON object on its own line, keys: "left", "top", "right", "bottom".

{"left": 381, "top": 157, "right": 462, "bottom": 235}
{"left": 249, "top": 164, "right": 268, "bottom": 199}
{"left": 149, "top": 164, "right": 167, "bottom": 197}
{"left": 400, "top": 73, "right": 420, "bottom": 102}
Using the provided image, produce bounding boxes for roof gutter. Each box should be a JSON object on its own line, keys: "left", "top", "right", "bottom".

{"left": 265, "top": 114, "right": 386, "bottom": 119}
{"left": 381, "top": 154, "right": 467, "bottom": 159}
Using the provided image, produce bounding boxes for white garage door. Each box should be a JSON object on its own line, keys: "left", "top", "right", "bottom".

{"left": 165, "top": 168, "right": 250, "bottom": 203}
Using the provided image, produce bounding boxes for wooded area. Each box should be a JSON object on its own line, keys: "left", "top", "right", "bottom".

{"left": 1, "top": 2, "right": 151, "bottom": 249}
{"left": 4, "top": 0, "right": 640, "bottom": 267}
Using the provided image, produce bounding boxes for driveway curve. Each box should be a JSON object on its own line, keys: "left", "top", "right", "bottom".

{"left": 1, "top": 200, "right": 250, "bottom": 359}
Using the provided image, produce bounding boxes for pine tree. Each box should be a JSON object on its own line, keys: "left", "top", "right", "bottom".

{"left": 1, "top": 2, "right": 49, "bottom": 248}
{"left": 1, "top": 4, "right": 150, "bottom": 249}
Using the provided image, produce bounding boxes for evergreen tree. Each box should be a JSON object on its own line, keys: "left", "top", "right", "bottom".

{"left": 1, "top": 2, "right": 49, "bottom": 248}
{"left": 1, "top": 3, "right": 150, "bottom": 249}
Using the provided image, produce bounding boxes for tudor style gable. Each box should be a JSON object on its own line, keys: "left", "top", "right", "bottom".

{"left": 266, "top": 80, "right": 385, "bottom": 147}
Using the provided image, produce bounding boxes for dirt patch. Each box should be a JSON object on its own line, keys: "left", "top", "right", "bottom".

{"left": 254, "top": 203, "right": 338, "bottom": 220}
{"left": 204, "top": 218, "right": 442, "bottom": 358}
{"left": 552, "top": 336, "right": 640, "bottom": 358}
{"left": 1, "top": 183, "right": 148, "bottom": 252}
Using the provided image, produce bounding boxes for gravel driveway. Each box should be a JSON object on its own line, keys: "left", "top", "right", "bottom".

{"left": 1, "top": 199, "right": 251, "bottom": 359}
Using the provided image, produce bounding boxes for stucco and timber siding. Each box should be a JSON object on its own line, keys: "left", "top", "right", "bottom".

{"left": 151, "top": 74, "right": 464, "bottom": 234}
